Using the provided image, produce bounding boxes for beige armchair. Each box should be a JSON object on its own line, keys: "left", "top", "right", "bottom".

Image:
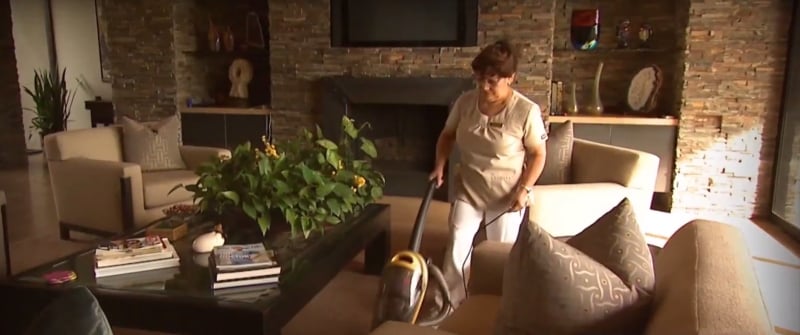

{"left": 531, "top": 139, "right": 660, "bottom": 237}
{"left": 43, "top": 126, "right": 230, "bottom": 239}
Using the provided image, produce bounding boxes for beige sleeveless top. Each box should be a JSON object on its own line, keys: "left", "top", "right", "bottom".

{"left": 445, "top": 89, "right": 548, "bottom": 211}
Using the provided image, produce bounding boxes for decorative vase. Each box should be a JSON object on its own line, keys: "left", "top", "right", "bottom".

{"left": 570, "top": 9, "right": 600, "bottom": 51}
{"left": 564, "top": 82, "right": 579, "bottom": 115}
{"left": 585, "top": 62, "right": 604, "bottom": 115}
{"left": 192, "top": 230, "right": 225, "bottom": 253}
{"left": 222, "top": 26, "right": 235, "bottom": 52}
{"left": 207, "top": 18, "right": 221, "bottom": 52}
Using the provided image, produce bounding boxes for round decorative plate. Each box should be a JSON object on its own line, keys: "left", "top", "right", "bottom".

{"left": 627, "top": 66, "right": 662, "bottom": 113}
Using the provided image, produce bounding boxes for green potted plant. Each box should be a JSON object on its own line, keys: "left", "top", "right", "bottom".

{"left": 174, "top": 116, "right": 385, "bottom": 241}
{"left": 23, "top": 68, "right": 76, "bottom": 145}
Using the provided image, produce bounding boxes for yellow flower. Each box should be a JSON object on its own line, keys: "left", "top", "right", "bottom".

{"left": 353, "top": 175, "right": 366, "bottom": 188}
{"left": 261, "top": 135, "right": 268, "bottom": 146}
{"left": 264, "top": 144, "right": 279, "bottom": 158}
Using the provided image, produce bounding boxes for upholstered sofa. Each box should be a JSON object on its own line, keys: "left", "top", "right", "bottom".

{"left": 43, "top": 126, "right": 230, "bottom": 239}
{"left": 369, "top": 218, "right": 774, "bottom": 335}
{"left": 531, "top": 138, "right": 660, "bottom": 237}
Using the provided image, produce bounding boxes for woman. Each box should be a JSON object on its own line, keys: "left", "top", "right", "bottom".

{"left": 429, "top": 39, "right": 548, "bottom": 307}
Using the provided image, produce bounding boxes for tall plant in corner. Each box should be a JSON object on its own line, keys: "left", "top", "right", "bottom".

{"left": 23, "top": 68, "right": 76, "bottom": 141}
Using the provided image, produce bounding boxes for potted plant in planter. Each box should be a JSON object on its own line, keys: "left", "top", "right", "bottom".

{"left": 23, "top": 68, "right": 76, "bottom": 150}
{"left": 174, "top": 116, "right": 385, "bottom": 243}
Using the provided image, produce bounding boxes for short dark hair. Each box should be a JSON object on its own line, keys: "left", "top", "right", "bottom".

{"left": 471, "top": 39, "right": 518, "bottom": 78}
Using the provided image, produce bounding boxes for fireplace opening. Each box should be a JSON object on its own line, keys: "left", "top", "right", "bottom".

{"left": 350, "top": 103, "right": 448, "bottom": 175}
{"left": 317, "top": 76, "right": 473, "bottom": 201}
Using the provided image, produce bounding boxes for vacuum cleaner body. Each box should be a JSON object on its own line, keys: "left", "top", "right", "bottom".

{"left": 372, "top": 181, "right": 451, "bottom": 329}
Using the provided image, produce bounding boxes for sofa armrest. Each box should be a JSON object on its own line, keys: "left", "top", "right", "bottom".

{"left": 571, "top": 139, "right": 659, "bottom": 208}
{"left": 468, "top": 240, "right": 512, "bottom": 296}
{"left": 644, "top": 220, "right": 773, "bottom": 335}
{"left": 48, "top": 158, "right": 144, "bottom": 234}
{"left": 180, "top": 146, "right": 231, "bottom": 171}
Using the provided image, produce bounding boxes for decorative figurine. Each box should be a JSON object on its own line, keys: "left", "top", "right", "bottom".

{"left": 638, "top": 24, "right": 654, "bottom": 48}
{"left": 192, "top": 224, "right": 226, "bottom": 253}
{"left": 616, "top": 19, "right": 631, "bottom": 48}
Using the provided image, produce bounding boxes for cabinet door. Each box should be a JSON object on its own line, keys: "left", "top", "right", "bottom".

{"left": 225, "top": 115, "right": 269, "bottom": 150}
{"left": 180, "top": 114, "right": 226, "bottom": 148}
{"left": 609, "top": 125, "right": 677, "bottom": 193}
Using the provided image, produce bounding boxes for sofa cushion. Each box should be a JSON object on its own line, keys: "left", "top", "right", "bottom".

{"left": 121, "top": 115, "right": 186, "bottom": 172}
{"left": 370, "top": 321, "right": 456, "bottom": 335}
{"left": 142, "top": 170, "right": 197, "bottom": 209}
{"left": 439, "top": 295, "right": 501, "bottom": 335}
{"left": 536, "top": 120, "right": 573, "bottom": 185}
{"left": 495, "top": 198, "right": 655, "bottom": 335}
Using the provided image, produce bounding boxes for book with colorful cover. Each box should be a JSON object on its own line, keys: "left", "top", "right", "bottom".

{"left": 96, "top": 235, "right": 165, "bottom": 259}
{"left": 211, "top": 243, "right": 278, "bottom": 271}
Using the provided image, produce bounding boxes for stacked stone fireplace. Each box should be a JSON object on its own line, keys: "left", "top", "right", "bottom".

{"left": 318, "top": 76, "right": 473, "bottom": 202}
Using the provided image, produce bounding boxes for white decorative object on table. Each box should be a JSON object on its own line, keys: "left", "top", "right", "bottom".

{"left": 192, "top": 231, "right": 225, "bottom": 253}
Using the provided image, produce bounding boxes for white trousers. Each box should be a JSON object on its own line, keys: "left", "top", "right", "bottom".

{"left": 441, "top": 200, "right": 525, "bottom": 307}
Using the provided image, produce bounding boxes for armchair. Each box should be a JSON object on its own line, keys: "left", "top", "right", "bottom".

{"left": 43, "top": 126, "right": 230, "bottom": 239}
{"left": 531, "top": 139, "right": 660, "bottom": 237}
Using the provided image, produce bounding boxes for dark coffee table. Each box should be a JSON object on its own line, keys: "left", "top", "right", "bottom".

{"left": 0, "top": 204, "right": 391, "bottom": 335}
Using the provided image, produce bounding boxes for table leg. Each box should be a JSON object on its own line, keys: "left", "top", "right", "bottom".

{"left": 364, "top": 228, "right": 390, "bottom": 275}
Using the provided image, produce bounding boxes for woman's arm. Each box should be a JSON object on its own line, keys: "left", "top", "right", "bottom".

{"left": 434, "top": 130, "right": 456, "bottom": 173}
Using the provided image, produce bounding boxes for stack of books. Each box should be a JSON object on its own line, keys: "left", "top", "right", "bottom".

{"left": 94, "top": 235, "right": 180, "bottom": 278}
{"left": 209, "top": 243, "right": 281, "bottom": 290}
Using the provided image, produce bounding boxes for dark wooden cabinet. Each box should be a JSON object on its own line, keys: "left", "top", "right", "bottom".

{"left": 180, "top": 107, "right": 272, "bottom": 150}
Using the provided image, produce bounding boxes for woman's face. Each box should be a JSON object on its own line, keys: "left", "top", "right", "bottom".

{"left": 474, "top": 72, "right": 515, "bottom": 103}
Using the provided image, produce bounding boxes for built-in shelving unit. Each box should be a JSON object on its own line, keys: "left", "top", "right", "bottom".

{"left": 548, "top": 114, "right": 678, "bottom": 126}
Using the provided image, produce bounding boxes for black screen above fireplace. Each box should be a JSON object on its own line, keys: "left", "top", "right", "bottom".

{"left": 330, "top": 0, "right": 478, "bottom": 48}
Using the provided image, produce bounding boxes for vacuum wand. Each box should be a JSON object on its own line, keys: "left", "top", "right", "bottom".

{"left": 408, "top": 180, "right": 438, "bottom": 252}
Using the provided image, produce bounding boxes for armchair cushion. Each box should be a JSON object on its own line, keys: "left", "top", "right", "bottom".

{"left": 537, "top": 120, "right": 574, "bottom": 185}
{"left": 495, "top": 198, "right": 655, "bottom": 335}
{"left": 121, "top": 115, "right": 186, "bottom": 171}
{"left": 141, "top": 170, "right": 197, "bottom": 209}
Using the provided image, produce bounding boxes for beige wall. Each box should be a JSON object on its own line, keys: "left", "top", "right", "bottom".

{"left": 11, "top": 0, "right": 111, "bottom": 150}
{"left": 10, "top": 0, "right": 50, "bottom": 150}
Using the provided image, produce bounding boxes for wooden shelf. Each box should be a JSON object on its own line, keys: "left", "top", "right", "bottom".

{"left": 553, "top": 47, "right": 681, "bottom": 54}
{"left": 548, "top": 114, "right": 678, "bottom": 126}
{"left": 180, "top": 105, "right": 271, "bottom": 116}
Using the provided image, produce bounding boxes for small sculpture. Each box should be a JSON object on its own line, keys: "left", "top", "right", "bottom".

{"left": 192, "top": 224, "right": 226, "bottom": 253}
{"left": 616, "top": 19, "right": 631, "bottom": 48}
{"left": 229, "top": 58, "right": 253, "bottom": 99}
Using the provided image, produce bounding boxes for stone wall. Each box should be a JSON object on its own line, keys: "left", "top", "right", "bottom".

{"left": 551, "top": 0, "right": 684, "bottom": 116}
{"left": 91, "top": 0, "right": 793, "bottom": 220}
{"left": 672, "top": 0, "right": 793, "bottom": 219}
{"left": 267, "top": 0, "right": 557, "bottom": 140}
{"left": 98, "top": 0, "right": 177, "bottom": 121}
{"left": 0, "top": 0, "right": 27, "bottom": 169}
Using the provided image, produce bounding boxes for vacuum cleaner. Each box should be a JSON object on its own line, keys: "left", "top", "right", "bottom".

{"left": 371, "top": 180, "right": 513, "bottom": 329}
{"left": 371, "top": 180, "right": 452, "bottom": 328}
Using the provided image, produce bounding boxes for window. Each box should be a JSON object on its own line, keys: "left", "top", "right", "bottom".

{"left": 771, "top": 2, "right": 800, "bottom": 239}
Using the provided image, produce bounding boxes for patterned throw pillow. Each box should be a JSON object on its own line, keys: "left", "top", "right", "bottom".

{"left": 494, "top": 198, "right": 655, "bottom": 335}
{"left": 121, "top": 115, "right": 186, "bottom": 172}
{"left": 536, "top": 120, "right": 574, "bottom": 185}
